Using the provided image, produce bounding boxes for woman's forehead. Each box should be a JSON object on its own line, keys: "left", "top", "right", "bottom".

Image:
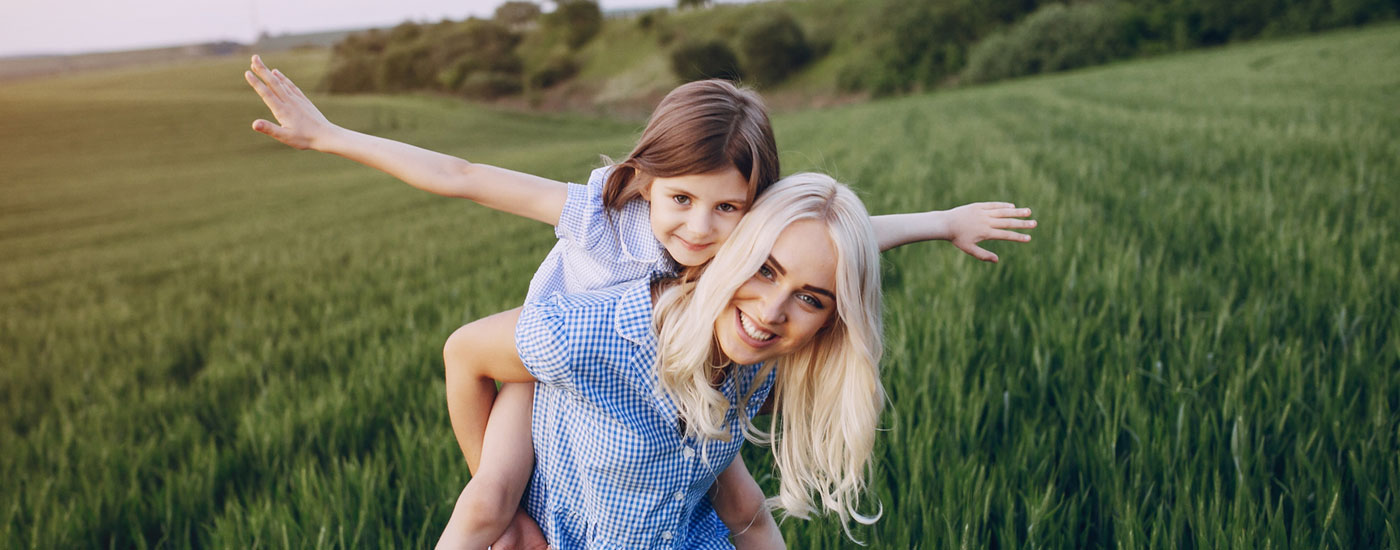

{"left": 769, "top": 220, "right": 837, "bottom": 290}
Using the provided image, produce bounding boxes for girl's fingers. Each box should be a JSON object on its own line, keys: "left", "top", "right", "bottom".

{"left": 964, "top": 243, "right": 998, "bottom": 263}
{"left": 989, "top": 207, "right": 1032, "bottom": 218}
{"left": 245, "top": 70, "right": 278, "bottom": 104}
{"left": 270, "top": 68, "right": 296, "bottom": 98}
{"left": 264, "top": 67, "right": 291, "bottom": 99}
{"left": 993, "top": 218, "right": 1037, "bottom": 229}
{"left": 981, "top": 202, "right": 1015, "bottom": 210}
{"left": 251, "top": 119, "right": 279, "bottom": 137}
{"left": 250, "top": 56, "right": 283, "bottom": 98}
{"left": 990, "top": 229, "right": 1031, "bottom": 242}
{"left": 251, "top": 119, "right": 301, "bottom": 147}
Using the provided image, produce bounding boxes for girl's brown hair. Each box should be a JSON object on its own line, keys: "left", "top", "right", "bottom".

{"left": 602, "top": 79, "right": 779, "bottom": 210}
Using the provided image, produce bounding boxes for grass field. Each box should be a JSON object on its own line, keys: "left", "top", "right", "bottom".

{"left": 2, "top": 25, "right": 1398, "bottom": 549}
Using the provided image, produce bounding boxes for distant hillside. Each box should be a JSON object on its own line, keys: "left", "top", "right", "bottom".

{"left": 0, "top": 42, "right": 240, "bottom": 82}
{"left": 0, "top": 28, "right": 367, "bottom": 83}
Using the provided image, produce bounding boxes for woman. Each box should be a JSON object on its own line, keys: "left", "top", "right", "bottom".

{"left": 510, "top": 173, "right": 884, "bottom": 548}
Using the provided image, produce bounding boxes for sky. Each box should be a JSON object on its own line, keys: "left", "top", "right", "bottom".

{"left": 0, "top": 0, "right": 675, "bottom": 57}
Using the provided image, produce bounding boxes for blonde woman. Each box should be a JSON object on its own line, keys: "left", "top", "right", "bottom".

{"left": 507, "top": 173, "right": 885, "bottom": 548}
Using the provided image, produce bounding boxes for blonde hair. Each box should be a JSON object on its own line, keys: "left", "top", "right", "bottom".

{"left": 652, "top": 173, "right": 885, "bottom": 537}
{"left": 601, "top": 79, "right": 779, "bottom": 211}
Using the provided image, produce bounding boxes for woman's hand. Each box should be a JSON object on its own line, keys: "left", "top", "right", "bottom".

{"left": 244, "top": 55, "right": 338, "bottom": 150}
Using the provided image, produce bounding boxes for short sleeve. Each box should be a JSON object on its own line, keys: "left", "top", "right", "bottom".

{"left": 554, "top": 167, "right": 611, "bottom": 250}
{"left": 515, "top": 298, "right": 575, "bottom": 390}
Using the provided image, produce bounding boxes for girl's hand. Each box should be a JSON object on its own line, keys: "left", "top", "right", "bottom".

{"left": 244, "top": 55, "right": 337, "bottom": 150}
{"left": 945, "top": 202, "right": 1036, "bottom": 263}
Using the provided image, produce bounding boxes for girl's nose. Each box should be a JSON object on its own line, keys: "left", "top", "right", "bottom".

{"left": 686, "top": 211, "right": 713, "bottom": 236}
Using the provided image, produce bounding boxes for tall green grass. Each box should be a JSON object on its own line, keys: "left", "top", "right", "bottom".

{"left": 3, "top": 26, "right": 1398, "bottom": 548}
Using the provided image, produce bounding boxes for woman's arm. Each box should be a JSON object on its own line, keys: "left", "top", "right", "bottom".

{"left": 871, "top": 202, "right": 1037, "bottom": 261}
{"left": 245, "top": 55, "right": 567, "bottom": 226}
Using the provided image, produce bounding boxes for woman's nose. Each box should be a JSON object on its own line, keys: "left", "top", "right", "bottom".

{"left": 755, "top": 290, "right": 786, "bottom": 325}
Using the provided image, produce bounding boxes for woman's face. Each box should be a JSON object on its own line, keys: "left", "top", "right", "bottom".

{"left": 714, "top": 219, "right": 838, "bottom": 365}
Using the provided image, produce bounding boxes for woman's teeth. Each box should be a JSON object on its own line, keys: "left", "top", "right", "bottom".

{"left": 740, "top": 312, "right": 774, "bottom": 342}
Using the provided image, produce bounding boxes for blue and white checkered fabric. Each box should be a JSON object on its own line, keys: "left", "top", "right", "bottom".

{"left": 517, "top": 278, "right": 776, "bottom": 549}
{"left": 525, "top": 166, "right": 678, "bottom": 303}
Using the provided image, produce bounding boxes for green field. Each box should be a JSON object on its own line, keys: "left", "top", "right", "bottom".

{"left": 3, "top": 25, "right": 1398, "bottom": 549}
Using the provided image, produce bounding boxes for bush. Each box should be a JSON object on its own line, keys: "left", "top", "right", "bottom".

{"left": 323, "top": 57, "right": 378, "bottom": 93}
{"left": 432, "top": 19, "right": 523, "bottom": 93}
{"left": 377, "top": 41, "right": 435, "bottom": 91}
{"left": 669, "top": 39, "right": 744, "bottom": 82}
{"left": 547, "top": 0, "right": 604, "bottom": 49}
{"left": 738, "top": 12, "right": 813, "bottom": 86}
{"left": 456, "top": 72, "right": 523, "bottom": 99}
{"left": 963, "top": 2, "right": 1137, "bottom": 84}
{"left": 863, "top": 2, "right": 986, "bottom": 95}
{"left": 637, "top": 9, "right": 665, "bottom": 30}
{"left": 494, "top": 1, "right": 542, "bottom": 29}
{"left": 527, "top": 51, "right": 580, "bottom": 89}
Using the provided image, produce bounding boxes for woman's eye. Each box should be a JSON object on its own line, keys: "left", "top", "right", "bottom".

{"left": 757, "top": 265, "right": 774, "bottom": 280}
{"left": 716, "top": 203, "right": 737, "bottom": 213}
{"left": 673, "top": 195, "right": 691, "bottom": 205}
{"left": 798, "top": 294, "right": 824, "bottom": 309}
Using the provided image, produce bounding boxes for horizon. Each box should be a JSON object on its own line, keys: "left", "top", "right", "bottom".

{"left": 0, "top": 0, "right": 686, "bottom": 58}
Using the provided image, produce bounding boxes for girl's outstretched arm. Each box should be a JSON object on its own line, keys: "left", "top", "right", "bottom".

{"left": 244, "top": 55, "right": 567, "bottom": 226}
{"left": 871, "top": 202, "right": 1037, "bottom": 261}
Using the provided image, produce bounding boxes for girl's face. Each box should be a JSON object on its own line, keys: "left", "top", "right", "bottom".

{"left": 713, "top": 219, "right": 838, "bottom": 365}
{"left": 645, "top": 167, "right": 751, "bottom": 267}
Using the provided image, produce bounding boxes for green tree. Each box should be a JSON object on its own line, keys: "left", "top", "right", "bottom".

{"left": 739, "top": 12, "right": 813, "bottom": 86}
{"left": 670, "top": 39, "right": 743, "bottom": 82}
{"left": 494, "top": 1, "right": 542, "bottom": 30}
{"left": 547, "top": 0, "right": 603, "bottom": 49}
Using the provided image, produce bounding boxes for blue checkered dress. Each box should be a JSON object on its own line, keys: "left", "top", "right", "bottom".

{"left": 516, "top": 278, "right": 776, "bottom": 549}
{"left": 525, "top": 166, "right": 678, "bottom": 303}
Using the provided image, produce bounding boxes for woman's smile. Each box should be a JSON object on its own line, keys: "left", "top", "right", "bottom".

{"left": 736, "top": 309, "right": 777, "bottom": 345}
{"left": 714, "top": 219, "right": 837, "bottom": 365}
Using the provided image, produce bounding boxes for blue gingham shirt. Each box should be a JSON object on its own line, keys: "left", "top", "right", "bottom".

{"left": 516, "top": 278, "right": 777, "bottom": 549}
{"left": 525, "top": 166, "right": 678, "bottom": 303}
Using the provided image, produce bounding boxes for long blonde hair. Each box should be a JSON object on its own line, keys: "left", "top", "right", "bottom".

{"left": 652, "top": 173, "right": 886, "bottom": 536}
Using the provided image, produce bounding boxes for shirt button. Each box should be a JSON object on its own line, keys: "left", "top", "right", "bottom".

{"left": 661, "top": 531, "right": 673, "bottom": 540}
{"left": 682, "top": 447, "right": 695, "bottom": 458}
{"left": 674, "top": 491, "right": 685, "bottom": 501}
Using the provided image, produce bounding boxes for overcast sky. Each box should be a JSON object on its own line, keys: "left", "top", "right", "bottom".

{"left": 0, "top": 0, "right": 677, "bottom": 57}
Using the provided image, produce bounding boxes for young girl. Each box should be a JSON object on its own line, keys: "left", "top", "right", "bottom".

{"left": 244, "top": 55, "right": 1035, "bottom": 548}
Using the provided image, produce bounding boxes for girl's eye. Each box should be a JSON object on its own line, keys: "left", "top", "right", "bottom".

{"left": 673, "top": 195, "right": 691, "bottom": 205}
{"left": 716, "top": 203, "right": 737, "bottom": 213}
{"left": 757, "top": 265, "right": 775, "bottom": 280}
{"left": 798, "top": 294, "right": 825, "bottom": 309}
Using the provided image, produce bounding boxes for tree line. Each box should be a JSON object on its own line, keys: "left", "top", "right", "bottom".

{"left": 321, "top": 0, "right": 1400, "bottom": 100}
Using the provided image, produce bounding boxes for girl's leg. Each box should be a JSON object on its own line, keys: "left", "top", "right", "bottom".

{"left": 443, "top": 307, "right": 534, "bottom": 470}
{"left": 438, "top": 309, "right": 539, "bottom": 549}
{"left": 438, "top": 383, "right": 537, "bottom": 548}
